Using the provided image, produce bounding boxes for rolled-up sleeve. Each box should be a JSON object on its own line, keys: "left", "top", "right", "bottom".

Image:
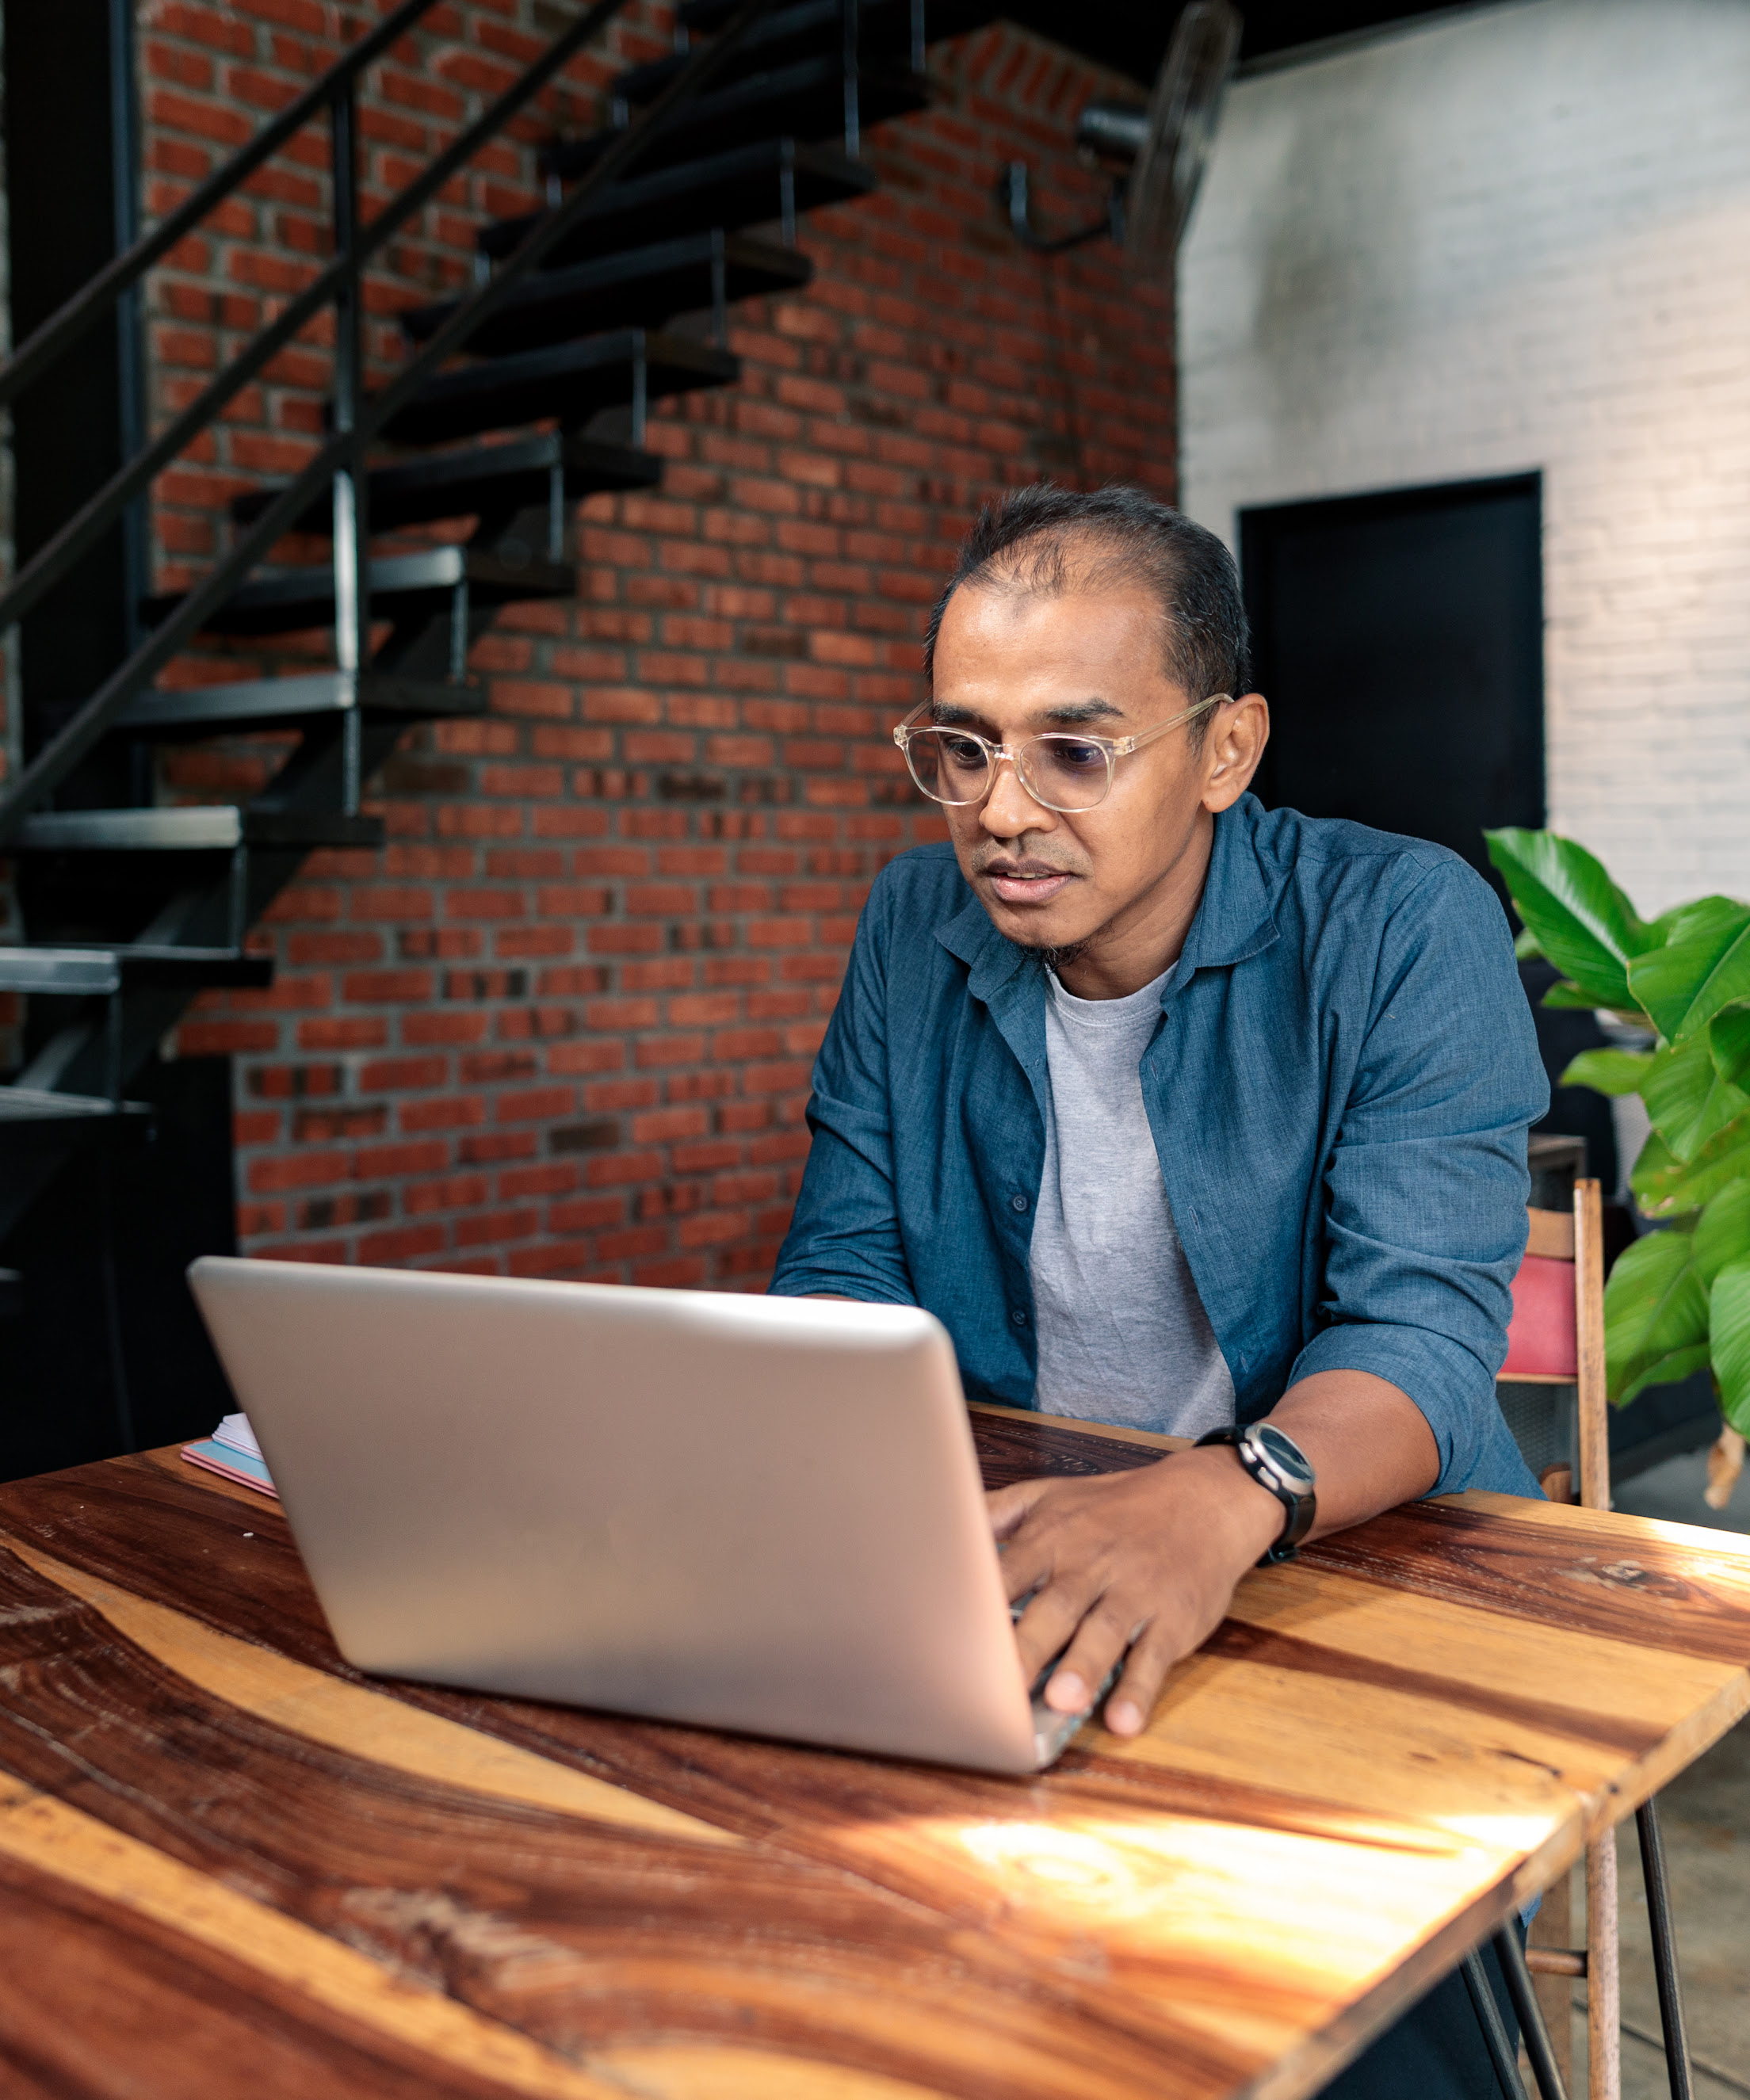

{"left": 769, "top": 876, "right": 917, "bottom": 1306}
{"left": 1288, "top": 861, "right": 1549, "bottom": 1492}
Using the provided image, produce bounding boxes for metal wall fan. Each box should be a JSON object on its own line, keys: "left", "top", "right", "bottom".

{"left": 998, "top": 0, "right": 1243, "bottom": 269}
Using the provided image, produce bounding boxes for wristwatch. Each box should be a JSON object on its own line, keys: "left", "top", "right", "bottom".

{"left": 1194, "top": 1422, "right": 1317, "bottom": 1564}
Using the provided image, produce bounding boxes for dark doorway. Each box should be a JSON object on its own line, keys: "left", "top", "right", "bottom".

{"left": 1239, "top": 473, "right": 1545, "bottom": 888}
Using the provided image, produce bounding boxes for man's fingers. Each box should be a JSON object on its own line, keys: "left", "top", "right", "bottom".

{"left": 996, "top": 1529, "right": 1060, "bottom": 1606}
{"left": 985, "top": 1480, "right": 1048, "bottom": 1541}
{"left": 1100, "top": 1627, "right": 1184, "bottom": 1738}
{"left": 1039, "top": 1599, "right": 1143, "bottom": 1717}
{"left": 1011, "top": 1579, "right": 1095, "bottom": 1685}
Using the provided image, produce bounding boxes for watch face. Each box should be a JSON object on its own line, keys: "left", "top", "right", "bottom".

{"left": 1252, "top": 1423, "right": 1316, "bottom": 1494}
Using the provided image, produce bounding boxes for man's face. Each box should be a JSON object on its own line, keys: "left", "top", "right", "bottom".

{"left": 927, "top": 581, "right": 1263, "bottom": 971}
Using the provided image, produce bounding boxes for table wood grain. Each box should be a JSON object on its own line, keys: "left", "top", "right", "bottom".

{"left": 1, "top": 1407, "right": 1746, "bottom": 2100}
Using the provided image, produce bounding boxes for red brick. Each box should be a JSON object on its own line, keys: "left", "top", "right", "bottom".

{"left": 495, "top": 1086, "right": 578, "bottom": 1124}
{"left": 296, "top": 1017, "right": 389, "bottom": 1052}
{"left": 400, "top": 1095, "right": 488, "bottom": 1134}
{"left": 249, "top": 1150, "right": 349, "bottom": 1195}
{"left": 178, "top": 1019, "right": 280, "bottom": 1056}
{"left": 357, "top": 1224, "right": 450, "bottom": 1265}
{"left": 548, "top": 1196, "right": 625, "bottom": 1234}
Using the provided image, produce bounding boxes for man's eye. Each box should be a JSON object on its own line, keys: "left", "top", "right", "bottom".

{"left": 941, "top": 735, "right": 986, "bottom": 765}
{"left": 1049, "top": 739, "right": 1106, "bottom": 770}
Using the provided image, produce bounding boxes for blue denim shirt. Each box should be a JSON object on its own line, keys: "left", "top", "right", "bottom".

{"left": 770, "top": 794, "right": 1549, "bottom": 1498}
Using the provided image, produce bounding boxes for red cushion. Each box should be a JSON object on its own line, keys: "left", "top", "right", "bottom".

{"left": 1503, "top": 1253, "right": 1578, "bottom": 1378}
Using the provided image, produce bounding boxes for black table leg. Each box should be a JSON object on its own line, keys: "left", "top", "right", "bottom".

{"left": 1463, "top": 1948, "right": 1528, "bottom": 2100}
{"left": 1636, "top": 1798, "right": 1693, "bottom": 2100}
{"left": 1492, "top": 1924, "right": 1569, "bottom": 2100}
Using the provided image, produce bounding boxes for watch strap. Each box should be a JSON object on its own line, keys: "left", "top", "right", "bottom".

{"left": 1194, "top": 1424, "right": 1317, "bottom": 1564}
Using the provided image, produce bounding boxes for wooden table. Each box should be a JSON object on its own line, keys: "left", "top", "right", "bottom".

{"left": 2, "top": 1407, "right": 1748, "bottom": 2100}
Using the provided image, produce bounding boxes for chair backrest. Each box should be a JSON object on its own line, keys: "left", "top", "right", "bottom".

{"left": 1501, "top": 1178, "right": 1610, "bottom": 1509}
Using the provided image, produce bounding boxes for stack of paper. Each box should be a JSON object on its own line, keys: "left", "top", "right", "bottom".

{"left": 181, "top": 1412, "right": 277, "bottom": 1498}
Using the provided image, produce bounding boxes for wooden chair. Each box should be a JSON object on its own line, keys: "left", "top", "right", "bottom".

{"left": 1497, "top": 1178, "right": 1695, "bottom": 2100}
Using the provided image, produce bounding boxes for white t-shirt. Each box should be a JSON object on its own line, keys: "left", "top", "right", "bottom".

{"left": 1028, "top": 963, "right": 1237, "bottom": 1437}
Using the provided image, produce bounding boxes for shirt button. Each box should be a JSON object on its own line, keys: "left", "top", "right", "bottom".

{"left": 1011, "top": 1308, "right": 1028, "bottom": 1327}
{"left": 1010, "top": 1193, "right": 1029, "bottom": 1212}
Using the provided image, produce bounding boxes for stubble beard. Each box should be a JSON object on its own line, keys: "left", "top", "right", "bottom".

{"left": 1014, "top": 933, "right": 1091, "bottom": 973}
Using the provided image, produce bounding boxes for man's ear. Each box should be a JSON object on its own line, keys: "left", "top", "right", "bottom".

{"left": 1202, "top": 693, "right": 1270, "bottom": 814}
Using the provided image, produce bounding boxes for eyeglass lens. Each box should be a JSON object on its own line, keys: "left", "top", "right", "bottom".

{"left": 903, "top": 728, "right": 1115, "bottom": 811}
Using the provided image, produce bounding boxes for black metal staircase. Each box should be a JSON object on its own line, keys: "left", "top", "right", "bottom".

{"left": 0, "top": 0, "right": 1002, "bottom": 1451}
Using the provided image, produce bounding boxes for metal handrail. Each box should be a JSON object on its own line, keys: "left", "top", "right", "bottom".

{"left": 0, "top": 0, "right": 782, "bottom": 849}
{"left": 0, "top": 0, "right": 443, "bottom": 416}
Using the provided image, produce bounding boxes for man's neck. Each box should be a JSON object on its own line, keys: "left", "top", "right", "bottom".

{"left": 1050, "top": 808, "right": 1216, "bottom": 1000}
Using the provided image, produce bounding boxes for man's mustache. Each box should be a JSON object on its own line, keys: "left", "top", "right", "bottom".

{"left": 969, "top": 851, "right": 1085, "bottom": 878}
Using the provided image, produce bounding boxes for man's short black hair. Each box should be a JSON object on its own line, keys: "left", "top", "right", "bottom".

{"left": 922, "top": 484, "right": 1253, "bottom": 725}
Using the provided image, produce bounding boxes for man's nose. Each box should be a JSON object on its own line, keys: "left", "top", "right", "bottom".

{"left": 980, "top": 750, "right": 1053, "bottom": 838}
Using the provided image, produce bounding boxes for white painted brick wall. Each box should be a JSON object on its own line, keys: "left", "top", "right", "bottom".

{"left": 1178, "top": 0, "right": 1750, "bottom": 916}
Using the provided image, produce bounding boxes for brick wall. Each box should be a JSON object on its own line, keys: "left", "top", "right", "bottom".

{"left": 1177, "top": 0, "right": 1750, "bottom": 918}
{"left": 134, "top": 1, "right": 1176, "bottom": 1282}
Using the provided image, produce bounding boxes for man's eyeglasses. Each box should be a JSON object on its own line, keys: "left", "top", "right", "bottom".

{"left": 892, "top": 695, "right": 1228, "bottom": 814}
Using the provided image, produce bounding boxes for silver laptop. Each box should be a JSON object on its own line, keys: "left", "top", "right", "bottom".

{"left": 189, "top": 1256, "right": 1099, "bottom": 1774}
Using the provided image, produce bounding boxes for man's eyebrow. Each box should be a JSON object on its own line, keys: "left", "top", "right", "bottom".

{"left": 930, "top": 698, "right": 1127, "bottom": 727}
{"left": 1041, "top": 699, "right": 1125, "bottom": 726}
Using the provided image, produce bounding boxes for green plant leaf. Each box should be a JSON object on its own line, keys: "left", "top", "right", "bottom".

{"left": 1626, "top": 895, "right": 1750, "bottom": 1043}
{"left": 1484, "top": 829, "right": 1652, "bottom": 1013}
{"left": 1541, "top": 980, "right": 1603, "bottom": 1010}
{"left": 1603, "top": 1228, "right": 1706, "bottom": 1404}
{"left": 1641, "top": 1037, "right": 1750, "bottom": 1162}
{"left": 1559, "top": 1048, "right": 1654, "bottom": 1096}
{"left": 1617, "top": 1344, "right": 1713, "bottom": 1409}
{"left": 1630, "top": 1114, "right": 1750, "bottom": 1219}
{"left": 1513, "top": 926, "right": 1544, "bottom": 962}
{"left": 1708, "top": 1258, "right": 1750, "bottom": 1438}
{"left": 1710, "top": 1006, "right": 1750, "bottom": 1089}
{"left": 1693, "top": 1181, "right": 1750, "bottom": 1290}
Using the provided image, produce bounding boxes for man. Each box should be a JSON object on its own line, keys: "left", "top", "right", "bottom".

{"left": 770, "top": 484, "right": 1549, "bottom": 2097}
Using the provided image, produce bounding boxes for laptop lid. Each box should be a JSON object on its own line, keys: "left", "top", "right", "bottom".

{"left": 188, "top": 1258, "right": 1042, "bottom": 1773}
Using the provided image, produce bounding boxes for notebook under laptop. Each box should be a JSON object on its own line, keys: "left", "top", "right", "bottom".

{"left": 188, "top": 1256, "right": 1097, "bottom": 1774}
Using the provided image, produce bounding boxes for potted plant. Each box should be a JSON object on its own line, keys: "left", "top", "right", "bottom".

{"left": 1486, "top": 827, "right": 1749, "bottom": 1509}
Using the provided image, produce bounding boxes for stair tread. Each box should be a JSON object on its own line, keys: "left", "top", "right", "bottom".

{"left": 378, "top": 327, "right": 737, "bottom": 449}
{"left": 17, "top": 807, "right": 386, "bottom": 852}
{"left": 118, "top": 671, "right": 484, "bottom": 735}
{"left": 619, "top": 0, "right": 848, "bottom": 101}
{"left": 547, "top": 58, "right": 929, "bottom": 183}
{"left": 478, "top": 137, "right": 874, "bottom": 265}
{"left": 143, "top": 546, "right": 573, "bottom": 640}
{"left": 230, "top": 435, "right": 659, "bottom": 534}
{"left": 674, "top": 0, "right": 993, "bottom": 40}
{"left": 0, "top": 1086, "right": 153, "bottom": 1127}
{"left": 398, "top": 231, "right": 810, "bottom": 354}
{"left": 0, "top": 945, "right": 273, "bottom": 994}
{"left": 0, "top": 1087, "right": 155, "bottom": 1166}
{"left": 645, "top": 0, "right": 997, "bottom": 90}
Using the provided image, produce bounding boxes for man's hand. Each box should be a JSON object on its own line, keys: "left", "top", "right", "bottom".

{"left": 988, "top": 1447, "right": 1282, "bottom": 1737}
{"left": 989, "top": 1371, "right": 1442, "bottom": 1737}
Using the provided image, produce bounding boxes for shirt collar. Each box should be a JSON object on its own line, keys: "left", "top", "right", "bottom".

{"left": 934, "top": 793, "right": 1281, "bottom": 996}
{"left": 1179, "top": 793, "right": 1281, "bottom": 974}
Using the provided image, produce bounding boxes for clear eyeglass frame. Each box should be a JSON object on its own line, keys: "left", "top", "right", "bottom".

{"left": 891, "top": 693, "right": 1230, "bottom": 813}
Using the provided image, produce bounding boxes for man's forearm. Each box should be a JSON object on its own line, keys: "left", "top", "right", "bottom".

{"left": 1264, "top": 1369, "right": 1441, "bottom": 1540}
